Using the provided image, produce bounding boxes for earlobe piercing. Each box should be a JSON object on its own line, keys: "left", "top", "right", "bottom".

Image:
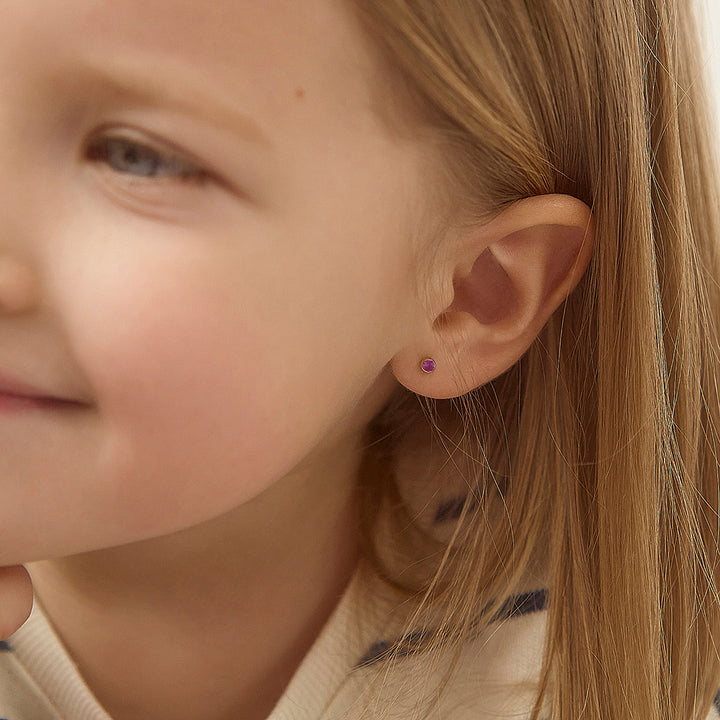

{"left": 421, "top": 358, "right": 437, "bottom": 374}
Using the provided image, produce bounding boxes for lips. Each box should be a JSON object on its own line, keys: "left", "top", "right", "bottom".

{"left": 0, "top": 393, "right": 60, "bottom": 411}
{"left": 0, "top": 370, "right": 55, "bottom": 399}
{"left": 0, "top": 369, "right": 80, "bottom": 409}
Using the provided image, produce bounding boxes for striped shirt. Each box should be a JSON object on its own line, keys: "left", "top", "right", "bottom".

{"left": 1, "top": 576, "right": 717, "bottom": 719}
{"left": 0, "top": 573, "right": 544, "bottom": 720}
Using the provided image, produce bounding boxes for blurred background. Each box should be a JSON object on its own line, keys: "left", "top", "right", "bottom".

{"left": 699, "top": 0, "right": 720, "bottom": 159}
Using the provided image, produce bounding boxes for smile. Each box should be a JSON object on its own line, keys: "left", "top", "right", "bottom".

{"left": 0, "top": 371, "right": 84, "bottom": 412}
{"left": 0, "top": 392, "right": 62, "bottom": 412}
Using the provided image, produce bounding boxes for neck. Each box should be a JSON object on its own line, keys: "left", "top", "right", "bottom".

{"left": 27, "top": 440, "right": 361, "bottom": 720}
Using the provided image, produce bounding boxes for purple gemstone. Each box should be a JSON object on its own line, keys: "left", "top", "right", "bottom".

{"left": 421, "top": 358, "right": 436, "bottom": 374}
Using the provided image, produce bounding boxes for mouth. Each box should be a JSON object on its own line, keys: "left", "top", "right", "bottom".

{"left": 0, "top": 392, "right": 66, "bottom": 411}
{"left": 0, "top": 371, "right": 85, "bottom": 412}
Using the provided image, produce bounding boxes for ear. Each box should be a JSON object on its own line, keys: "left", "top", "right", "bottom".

{"left": 391, "top": 194, "right": 594, "bottom": 399}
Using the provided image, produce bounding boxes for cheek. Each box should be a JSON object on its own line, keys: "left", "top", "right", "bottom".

{"left": 63, "top": 253, "right": 392, "bottom": 542}
{"left": 66, "top": 262, "right": 315, "bottom": 535}
{"left": 49, "top": 190, "right": 415, "bottom": 543}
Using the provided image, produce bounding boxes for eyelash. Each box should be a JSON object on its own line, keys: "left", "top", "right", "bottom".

{"left": 85, "top": 134, "right": 211, "bottom": 185}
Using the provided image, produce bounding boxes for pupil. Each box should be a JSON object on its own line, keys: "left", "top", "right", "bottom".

{"left": 114, "top": 141, "right": 158, "bottom": 176}
{"left": 123, "top": 146, "right": 140, "bottom": 164}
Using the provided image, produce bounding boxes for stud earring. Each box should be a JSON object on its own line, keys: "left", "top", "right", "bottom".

{"left": 421, "top": 358, "right": 437, "bottom": 374}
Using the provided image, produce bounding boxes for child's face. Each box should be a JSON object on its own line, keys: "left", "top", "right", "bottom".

{"left": 0, "top": 0, "right": 432, "bottom": 563}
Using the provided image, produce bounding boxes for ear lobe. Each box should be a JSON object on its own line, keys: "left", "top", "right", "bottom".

{"left": 391, "top": 194, "right": 594, "bottom": 400}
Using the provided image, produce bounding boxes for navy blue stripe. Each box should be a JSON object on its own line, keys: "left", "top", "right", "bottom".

{"left": 356, "top": 588, "right": 548, "bottom": 667}
{"left": 492, "top": 589, "right": 548, "bottom": 622}
{"left": 357, "top": 630, "right": 429, "bottom": 667}
{"left": 0, "top": 641, "right": 11, "bottom": 652}
{"left": 713, "top": 688, "right": 720, "bottom": 714}
{"left": 433, "top": 495, "right": 469, "bottom": 523}
{"left": 433, "top": 493, "right": 484, "bottom": 523}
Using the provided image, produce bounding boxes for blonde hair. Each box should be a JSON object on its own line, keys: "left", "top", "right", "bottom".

{"left": 351, "top": 0, "right": 720, "bottom": 718}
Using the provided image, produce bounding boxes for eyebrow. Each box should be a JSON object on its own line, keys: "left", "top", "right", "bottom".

{"left": 74, "top": 58, "right": 271, "bottom": 148}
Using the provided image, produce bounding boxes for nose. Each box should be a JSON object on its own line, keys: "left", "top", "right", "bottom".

{"left": 0, "top": 254, "right": 39, "bottom": 314}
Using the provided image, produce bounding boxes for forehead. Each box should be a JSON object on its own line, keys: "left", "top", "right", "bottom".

{"left": 3, "top": 0, "right": 382, "bottom": 130}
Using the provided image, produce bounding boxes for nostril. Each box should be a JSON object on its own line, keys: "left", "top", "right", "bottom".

{"left": 0, "top": 255, "right": 39, "bottom": 314}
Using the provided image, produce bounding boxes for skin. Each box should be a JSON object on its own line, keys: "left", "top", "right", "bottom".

{"left": 0, "top": 0, "right": 595, "bottom": 718}
{"left": 0, "top": 1, "right": 434, "bottom": 717}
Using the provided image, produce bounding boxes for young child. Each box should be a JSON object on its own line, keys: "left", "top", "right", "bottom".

{"left": 0, "top": 0, "right": 719, "bottom": 718}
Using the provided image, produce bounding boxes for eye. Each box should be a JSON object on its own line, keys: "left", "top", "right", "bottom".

{"left": 85, "top": 134, "right": 210, "bottom": 184}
